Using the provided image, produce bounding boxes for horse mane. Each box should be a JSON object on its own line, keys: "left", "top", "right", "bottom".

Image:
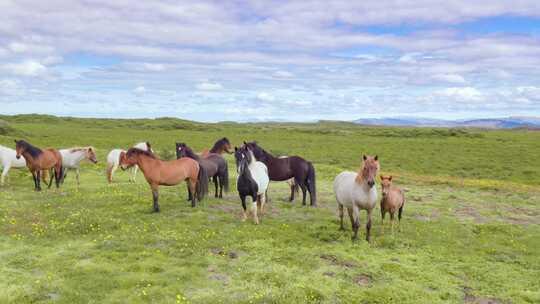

{"left": 16, "top": 140, "right": 42, "bottom": 158}
{"left": 69, "top": 146, "right": 94, "bottom": 153}
{"left": 126, "top": 148, "right": 157, "bottom": 159}
{"left": 210, "top": 137, "right": 230, "bottom": 153}
{"left": 355, "top": 156, "right": 380, "bottom": 184}
{"left": 177, "top": 143, "right": 200, "bottom": 160}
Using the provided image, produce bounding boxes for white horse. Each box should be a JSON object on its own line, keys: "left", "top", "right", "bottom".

{"left": 59, "top": 147, "right": 98, "bottom": 185}
{"left": 234, "top": 146, "right": 269, "bottom": 224}
{"left": 0, "top": 144, "right": 27, "bottom": 185}
{"left": 334, "top": 155, "right": 380, "bottom": 242}
{"left": 106, "top": 142, "right": 152, "bottom": 183}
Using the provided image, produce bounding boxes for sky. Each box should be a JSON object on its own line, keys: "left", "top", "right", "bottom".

{"left": 1, "top": 0, "right": 540, "bottom": 122}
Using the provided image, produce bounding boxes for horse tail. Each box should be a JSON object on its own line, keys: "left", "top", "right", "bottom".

{"left": 306, "top": 161, "right": 317, "bottom": 206}
{"left": 196, "top": 163, "right": 209, "bottom": 201}
{"left": 222, "top": 160, "right": 229, "bottom": 193}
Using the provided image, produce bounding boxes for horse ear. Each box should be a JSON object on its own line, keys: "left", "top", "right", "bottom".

{"left": 374, "top": 155, "right": 378, "bottom": 161}
{"left": 363, "top": 155, "right": 367, "bottom": 161}
{"left": 14, "top": 139, "right": 18, "bottom": 143}
{"left": 243, "top": 141, "right": 247, "bottom": 145}
{"left": 380, "top": 175, "right": 384, "bottom": 180}
{"left": 389, "top": 175, "right": 392, "bottom": 181}
{"left": 88, "top": 147, "right": 93, "bottom": 152}
{"left": 234, "top": 147, "right": 238, "bottom": 151}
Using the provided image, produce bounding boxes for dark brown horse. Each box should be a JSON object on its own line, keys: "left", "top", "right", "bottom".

{"left": 200, "top": 137, "right": 233, "bottom": 158}
{"left": 14, "top": 140, "right": 64, "bottom": 191}
{"left": 243, "top": 141, "right": 316, "bottom": 206}
{"left": 120, "top": 148, "right": 208, "bottom": 211}
{"left": 176, "top": 143, "right": 229, "bottom": 198}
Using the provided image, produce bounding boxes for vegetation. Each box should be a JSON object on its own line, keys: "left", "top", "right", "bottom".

{"left": 0, "top": 115, "right": 539, "bottom": 303}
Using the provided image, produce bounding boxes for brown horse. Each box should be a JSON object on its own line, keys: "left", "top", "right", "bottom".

{"left": 120, "top": 148, "right": 208, "bottom": 212}
{"left": 380, "top": 175, "right": 405, "bottom": 233}
{"left": 244, "top": 141, "right": 317, "bottom": 206}
{"left": 200, "top": 137, "right": 233, "bottom": 158}
{"left": 14, "top": 140, "right": 63, "bottom": 191}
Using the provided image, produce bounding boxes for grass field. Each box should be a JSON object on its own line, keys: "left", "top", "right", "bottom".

{"left": 1, "top": 114, "right": 539, "bottom": 303}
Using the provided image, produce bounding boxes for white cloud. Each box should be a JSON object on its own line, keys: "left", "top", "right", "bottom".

{"left": 273, "top": 70, "right": 295, "bottom": 78}
{"left": 5, "top": 60, "right": 47, "bottom": 77}
{"left": 142, "top": 63, "right": 166, "bottom": 72}
{"left": 0, "top": 79, "right": 21, "bottom": 96}
{"left": 196, "top": 82, "right": 223, "bottom": 91}
{"left": 256, "top": 92, "right": 275, "bottom": 102}
{"left": 435, "top": 87, "right": 484, "bottom": 102}
{"left": 133, "top": 86, "right": 146, "bottom": 96}
{"left": 432, "top": 74, "right": 466, "bottom": 84}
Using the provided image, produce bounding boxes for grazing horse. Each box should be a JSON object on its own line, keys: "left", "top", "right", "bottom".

{"left": 0, "top": 145, "right": 26, "bottom": 185}
{"left": 380, "top": 175, "right": 405, "bottom": 233}
{"left": 200, "top": 137, "right": 233, "bottom": 158}
{"left": 243, "top": 141, "right": 316, "bottom": 206}
{"left": 234, "top": 146, "right": 269, "bottom": 224}
{"left": 106, "top": 142, "right": 152, "bottom": 183}
{"left": 334, "top": 155, "right": 380, "bottom": 242}
{"left": 56, "top": 147, "right": 98, "bottom": 185}
{"left": 120, "top": 148, "right": 208, "bottom": 211}
{"left": 176, "top": 142, "right": 229, "bottom": 198}
{"left": 14, "top": 140, "right": 64, "bottom": 191}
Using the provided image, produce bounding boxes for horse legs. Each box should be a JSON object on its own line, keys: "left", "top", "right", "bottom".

{"left": 366, "top": 209, "right": 373, "bottom": 242}
{"left": 260, "top": 193, "right": 266, "bottom": 214}
{"left": 299, "top": 183, "right": 307, "bottom": 206}
{"left": 186, "top": 182, "right": 193, "bottom": 202}
{"left": 218, "top": 175, "right": 224, "bottom": 198}
{"left": 398, "top": 205, "right": 404, "bottom": 231}
{"left": 151, "top": 186, "right": 160, "bottom": 212}
{"left": 48, "top": 169, "right": 54, "bottom": 189}
{"left": 31, "top": 171, "right": 38, "bottom": 191}
{"left": 76, "top": 168, "right": 80, "bottom": 186}
{"left": 390, "top": 212, "right": 395, "bottom": 235}
{"left": 240, "top": 195, "right": 247, "bottom": 221}
{"left": 55, "top": 165, "right": 62, "bottom": 189}
{"left": 1, "top": 164, "right": 9, "bottom": 186}
{"left": 347, "top": 206, "right": 359, "bottom": 241}
{"left": 289, "top": 181, "right": 296, "bottom": 202}
{"left": 189, "top": 179, "right": 197, "bottom": 207}
{"left": 131, "top": 165, "right": 138, "bottom": 182}
{"left": 213, "top": 176, "right": 218, "bottom": 198}
{"left": 36, "top": 170, "right": 42, "bottom": 191}
{"left": 338, "top": 204, "right": 345, "bottom": 231}
{"left": 252, "top": 195, "right": 259, "bottom": 225}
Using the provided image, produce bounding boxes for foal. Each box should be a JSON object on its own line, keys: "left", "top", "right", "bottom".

{"left": 380, "top": 175, "right": 405, "bottom": 233}
{"left": 176, "top": 143, "right": 229, "bottom": 198}
{"left": 58, "top": 147, "right": 98, "bottom": 185}
{"left": 14, "top": 140, "right": 63, "bottom": 191}
{"left": 120, "top": 148, "right": 208, "bottom": 211}
{"left": 334, "top": 155, "right": 380, "bottom": 242}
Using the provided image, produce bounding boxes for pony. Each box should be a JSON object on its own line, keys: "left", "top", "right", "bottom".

{"left": 0, "top": 144, "right": 27, "bottom": 185}
{"left": 14, "top": 140, "right": 64, "bottom": 191}
{"left": 119, "top": 148, "right": 208, "bottom": 211}
{"left": 176, "top": 142, "right": 229, "bottom": 198}
{"left": 200, "top": 137, "right": 233, "bottom": 158}
{"left": 334, "top": 155, "right": 380, "bottom": 242}
{"left": 106, "top": 142, "right": 152, "bottom": 183}
{"left": 243, "top": 141, "right": 316, "bottom": 206}
{"left": 380, "top": 175, "right": 405, "bottom": 233}
{"left": 56, "top": 147, "right": 98, "bottom": 185}
{"left": 234, "top": 146, "right": 269, "bottom": 224}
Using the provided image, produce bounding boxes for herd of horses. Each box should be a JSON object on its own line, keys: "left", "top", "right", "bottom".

{"left": 0, "top": 137, "right": 405, "bottom": 242}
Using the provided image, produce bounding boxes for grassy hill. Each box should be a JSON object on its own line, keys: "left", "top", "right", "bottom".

{"left": 0, "top": 115, "right": 539, "bottom": 303}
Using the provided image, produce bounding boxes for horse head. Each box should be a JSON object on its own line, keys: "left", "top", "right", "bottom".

{"left": 380, "top": 175, "right": 392, "bottom": 196}
{"left": 358, "top": 155, "right": 379, "bottom": 188}
{"left": 87, "top": 147, "right": 98, "bottom": 164}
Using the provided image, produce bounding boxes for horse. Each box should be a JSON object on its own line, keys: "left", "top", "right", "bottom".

{"left": 106, "top": 142, "right": 152, "bottom": 183}
{"left": 334, "top": 155, "right": 380, "bottom": 242}
{"left": 0, "top": 145, "right": 27, "bottom": 185}
{"left": 380, "top": 175, "right": 405, "bottom": 233}
{"left": 14, "top": 140, "right": 64, "bottom": 191}
{"left": 200, "top": 137, "right": 233, "bottom": 158}
{"left": 176, "top": 142, "right": 229, "bottom": 198}
{"left": 243, "top": 141, "right": 316, "bottom": 206}
{"left": 57, "top": 147, "right": 98, "bottom": 185}
{"left": 234, "top": 146, "right": 269, "bottom": 224}
{"left": 119, "top": 148, "right": 208, "bottom": 211}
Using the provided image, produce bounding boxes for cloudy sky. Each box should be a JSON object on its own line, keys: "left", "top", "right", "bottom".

{"left": 1, "top": 1, "right": 540, "bottom": 122}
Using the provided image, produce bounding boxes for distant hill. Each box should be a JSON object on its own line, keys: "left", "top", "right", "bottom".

{"left": 353, "top": 117, "right": 540, "bottom": 129}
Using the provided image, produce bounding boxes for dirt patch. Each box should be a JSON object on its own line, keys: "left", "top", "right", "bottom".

{"left": 463, "top": 287, "right": 504, "bottom": 304}
{"left": 209, "top": 204, "right": 237, "bottom": 213}
{"left": 320, "top": 254, "right": 357, "bottom": 268}
{"left": 323, "top": 272, "right": 335, "bottom": 277}
{"left": 353, "top": 274, "right": 372, "bottom": 287}
{"left": 210, "top": 248, "right": 241, "bottom": 259}
{"left": 209, "top": 273, "right": 230, "bottom": 285}
{"left": 455, "top": 207, "right": 488, "bottom": 224}
{"left": 414, "top": 209, "right": 440, "bottom": 222}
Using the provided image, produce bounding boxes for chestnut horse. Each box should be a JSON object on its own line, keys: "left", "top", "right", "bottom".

{"left": 200, "top": 137, "right": 233, "bottom": 158}
{"left": 14, "top": 140, "right": 64, "bottom": 191}
{"left": 243, "top": 141, "right": 316, "bottom": 206}
{"left": 176, "top": 142, "right": 229, "bottom": 198}
{"left": 120, "top": 148, "right": 208, "bottom": 211}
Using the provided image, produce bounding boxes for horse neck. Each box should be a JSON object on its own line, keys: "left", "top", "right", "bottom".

{"left": 71, "top": 150, "right": 87, "bottom": 162}
{"left": 184, "top": 149, "right": 200, "bottom": 161}
{"left": 255, "top": 149, "right": 273, "bottom": 163}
